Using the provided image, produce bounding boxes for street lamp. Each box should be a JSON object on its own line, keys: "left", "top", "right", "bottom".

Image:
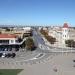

{"left": 71, "top": 40, "right": 72, "bottom": 53}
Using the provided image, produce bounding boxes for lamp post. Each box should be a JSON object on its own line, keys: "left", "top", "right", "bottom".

{"left": 71, "top": 40, "right": 72, "bottom": 53}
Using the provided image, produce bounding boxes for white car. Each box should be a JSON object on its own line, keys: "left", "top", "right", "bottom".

{"left": 2, "top": 53, "right": 6, "bottom": 58}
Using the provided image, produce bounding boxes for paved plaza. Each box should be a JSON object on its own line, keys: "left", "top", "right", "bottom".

{"left": 15, "top": 53, "right": 75, "bottom": 75}
{"left": 0, "top": 52, "right": 75, "bottom": 75}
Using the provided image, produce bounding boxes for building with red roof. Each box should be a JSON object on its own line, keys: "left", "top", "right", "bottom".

{"left": 0, "top": 34, "right": 18, "bottom": 45}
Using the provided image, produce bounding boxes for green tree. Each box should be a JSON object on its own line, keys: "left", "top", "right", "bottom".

{"left": 65, "top": 40, "right": 75, "bottom": 47}
{"left": 0, "top": 31, "right": 1, "bottom": 34}
{"left": 5, "top": 28, "right": 10, "bottom": 31}
{"left": 40, "top": 29, "right": 56, "bottom": 44}
{"left": 25, "top": 37, "right": 35, "bottom": 51}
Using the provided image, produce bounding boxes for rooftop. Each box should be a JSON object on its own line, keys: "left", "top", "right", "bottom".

{"left": 0, "top": 34, "right": 17, "bottom": 38}
{"left": 63, "top": 23, "right": 69, "bottom": 28}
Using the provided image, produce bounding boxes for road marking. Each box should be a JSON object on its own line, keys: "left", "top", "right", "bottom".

{"left": 15, "top": 53, "right": 45, "bottom": 62}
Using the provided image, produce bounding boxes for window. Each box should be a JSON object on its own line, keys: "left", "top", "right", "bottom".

{"left": 0, "top": 40, "right": 9, "bottom": 44}
{"left": 11, "top": 40, "right": 14, "bottom": 43}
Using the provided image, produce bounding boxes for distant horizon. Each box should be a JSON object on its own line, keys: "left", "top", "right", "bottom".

{"left": 0, "top": 23, "right": 74, "bottom": 27}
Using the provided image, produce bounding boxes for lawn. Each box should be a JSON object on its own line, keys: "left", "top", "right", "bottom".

{"left": 0, "top": 69, "right": 23, "bottom": 75}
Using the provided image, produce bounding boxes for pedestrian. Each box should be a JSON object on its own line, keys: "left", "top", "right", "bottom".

{"left": 53, "top": 66, "right": 58, "bottom": 72}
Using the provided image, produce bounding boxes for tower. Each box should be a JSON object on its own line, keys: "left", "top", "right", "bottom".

{"left": 62, "top": 23, "right": 69, "bottom": 44}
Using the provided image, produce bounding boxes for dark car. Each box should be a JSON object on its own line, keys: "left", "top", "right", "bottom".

{"left": 2, "top": 48, "right": 5, "bottom": 51}
{"left": 15, "top": 48, "right": 19, "bottom": 51}
{"left": 0, "top": 48, "right": 2, "bottom": 51}
{"left": 8, "top": 48, "right": 12, "bottom": 51}
{"left": 0, "top": 53, "right": 3, "bottom": 57}
{"left": 11, "top": 53, "right": 16, "bottom": 58}
{"left": 6, "top": 53, "right": 12, "bottom": 58}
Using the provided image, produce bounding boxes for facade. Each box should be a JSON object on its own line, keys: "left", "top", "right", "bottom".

{"left": 68, "top": 27, "right": 75, "bottom": 41}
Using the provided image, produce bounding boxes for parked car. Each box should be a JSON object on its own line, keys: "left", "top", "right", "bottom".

{"left": 11, "top": 53, "right": 16, "bottom": 58}
{"left": 0, "top": 53, "right": 3, "bottom": 57}
{"left": 8, "top": 48, "right": 12, "bottom": 51}
{"left": 5, "top": 48, "right": 8, "bottom": 51}
{"left": 6, "top": 53, "right": 12, "bottom": 58}
{"left": 2, "top": 53, "right": 6, "bottom": 58}
{"left": 15, "top": 48, "right": 19, "bottom": 51}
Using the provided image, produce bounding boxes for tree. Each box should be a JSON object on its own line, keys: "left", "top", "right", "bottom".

{"left": 65, "top": 40, "right": 75, "bottom": 48}
{"left": 25, "top": 37, "right": 35, "bottom": 51}
{"left": 18, "top": 37, "right": 22, "bottom": 42}
{"left": 40, "top": 29, "right": 48, "bottom": 36}
{"left": 40, "top": 29, "right": 56, "bottom": 44}
{"left": 0, "top": 32, "right": 1, "bottom": 34}
{"left": 5, "top": 28, "right": 10, "bottom": 31}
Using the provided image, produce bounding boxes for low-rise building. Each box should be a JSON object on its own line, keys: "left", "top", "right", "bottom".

{"left": 0, "top": 34, "right": 18, "bottom": 45}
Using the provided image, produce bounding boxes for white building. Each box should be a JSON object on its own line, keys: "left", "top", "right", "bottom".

{"left": 23, "top": 27, "right": 32, "bottom": 32}
{"left": 62, "top": 23, "right": 69, "bottom": 44}
{"left": 68, "top": 28, "right": 75, "bottom": 41}
{"left": 48, "top": 23, "right": 69, "bottom": 47}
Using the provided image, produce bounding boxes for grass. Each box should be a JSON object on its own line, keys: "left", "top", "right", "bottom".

{"left": 0, "top": 69, "right": 23, "bottom": 75}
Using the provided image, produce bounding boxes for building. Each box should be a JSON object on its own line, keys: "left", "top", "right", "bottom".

{"left": 62, "top": 23, "right": 69, "bottom": 44}
{"left": 1, "top": 27, "right": 33, "bottom": 38}
{"left": 0, "top": 34, "right": 18, "bottom": 45}
{"left": 48, "top": 23, "right": 69, "bottom": 47}
{"left": 68, "top": 27, "right": 75, "bottom": 41}
{"left": 23, "top": 27, "right": 32, "bottom": 31}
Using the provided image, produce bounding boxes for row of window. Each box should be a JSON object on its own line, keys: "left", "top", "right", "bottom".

{"left": 0, "top": 40, "right": 9, "bottom": 44}
{"left": 63, "top": 29, "right": 69, "bottom": 32}
{"left": 63, "top": 35, "right": 68, "bottom": 37}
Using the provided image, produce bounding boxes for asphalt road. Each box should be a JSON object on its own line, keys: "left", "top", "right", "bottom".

{"left": 32, "top": 30, "right": 45, "bottom": 46}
